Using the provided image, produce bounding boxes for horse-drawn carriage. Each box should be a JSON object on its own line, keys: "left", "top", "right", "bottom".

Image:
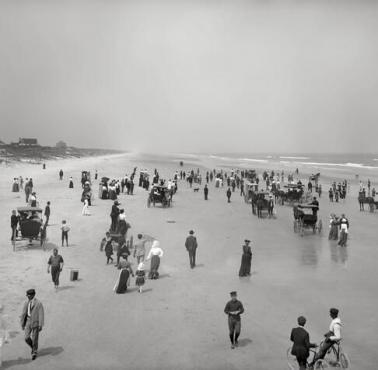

{"left": 293, "top": 204, "right": 322, "bottom": 236}
{"left": 358, "top": 192, "right": 378, "bottom": 212}
{"left": 147, "top": 185, "right": 172, "bottom": 208}
{"left": 244, "top": 182, "right": 259, "bottom": 203}
{"left": 275, "top": 184, "right": 305, "bottom": 205}
{"left": 12, "top": 206, "right": 46, "bottom": 251}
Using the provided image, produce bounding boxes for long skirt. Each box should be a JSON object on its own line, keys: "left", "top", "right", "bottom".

{"left": 12, "top": 183, "right": 19, "bottom": 192}
{"left": 148, "top": 255, "right": 160, "bottom": 279}
{"left": 338, "top": 230, "right": 348, "bottom": 246}
{"left": 328, "top": 225, "right": 338, "bottom": 240}
{"left": 239, "top": 254, "right": 252, "bottom": 277}
{"left": 113, "top": 269, "right": 130, "bottom": 294}
{"left": 51, "top": 266, "right": 61, "bottom": 286}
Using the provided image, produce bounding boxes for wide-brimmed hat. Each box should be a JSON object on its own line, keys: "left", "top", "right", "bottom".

{"left": 26, "top": 289, "right": 36, "bottom": 296}
{"left": 189, "top": 230, "right": 194, "bottom": 234}
{"left": 244, "top": 239, "right": 251, "bottom": 243}
{"left": 114, "top": 201, "right": 120, "bottom": 205}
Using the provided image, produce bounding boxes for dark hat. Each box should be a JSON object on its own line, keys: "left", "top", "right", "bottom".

{"left": 230, "top": 291, "right": 237, "bottom": 296}
{"left": 330, "top": 308, "right": 339, "bottom": 316}
{"left": 26, "top": 289, "right": 35, "bottom": 295}
{"left": 244, "top": 239, "right": 251, "bottom": 243}
{"left": 189, "top": 230, "right": 194, "bottom": 234}
{"left": 114, "top": 201, "right": 120, "bottom": 205}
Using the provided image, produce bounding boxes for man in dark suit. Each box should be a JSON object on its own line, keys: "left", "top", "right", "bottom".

{"left": 20, "top": 289, "right": 44, "bottom": 360}
{"left": 185, "top": 230, "right": 198, "bottom": 268}
{"left": 290, "top": 316, "right": 317, "bottom": 370}
{"left": 110, "top": 201, "right": 120, "bottom": 232}
{"left": 44, "top": 201, "right": 50, "bottom": 226}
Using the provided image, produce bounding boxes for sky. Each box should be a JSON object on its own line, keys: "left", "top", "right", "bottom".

{"left": 0, "top": 0, "right": 378, "bottom": 153}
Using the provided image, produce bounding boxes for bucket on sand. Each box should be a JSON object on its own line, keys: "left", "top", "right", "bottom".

{"left": 70, "top": 269, "right": 79, "bottom": 281}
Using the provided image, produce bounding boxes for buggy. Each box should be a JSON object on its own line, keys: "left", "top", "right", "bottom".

{"left": 147, "top": 185, "right": 172, "bottom": 208}
{"left": 12, "top": 206, "right": 46, "bottom": 251}
{"left": 293, "top": 204, "right": 322, "bottom": 236}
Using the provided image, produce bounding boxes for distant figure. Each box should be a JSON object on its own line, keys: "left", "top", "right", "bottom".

{"left": 11, "top": 210, "right": 18, "bottom": 241}
{"left": 44, "top": 201, "right": 50, "bottom": 226}
{"left": 185, "top": 230, "right": 198, "bottom": 269}
{"left": 238, "top": 239, "right": 252, "bottom": 277}
{"left": 59, "top": 169, "right": 63, "bottom": 180}
{"left": 61, "top": 220, "right": 70, "bottom": 247}
{"left": 135, "top": 262, "right": 146, "bottom": 293}
{"left": 47, "top": 248, "right": 64, "bottom": 290}
{"left": 29, "top": 192, "right": 37, "bottom": 207}
{"left": 338, "top": 214, "right": 349, "bottom": 247}
{"left": 20, "top": 289, "right": 44, "bottom": 360}
{"left": 146, "top": 240, "right": 163, "bottom": 279}
{"left": 226, "top": 188, "right": 232, "bottom": 203}
{"left": 204, "top": 184, "right": 209, "bottom": 200}
{"left": 95, "top": 170, "right": 98, "bottom": 180}
{"left": 42, "top": 163, "right": 46, "bottom": 169}
{"left": 82, "top": 198, "right": 90, "bottom": 216}
{"left": 290, "top": 316, "right": 317, "bottom": 370}
{"left": 133, "top": 234, "right": 148, "bottom": 264}
{"left": 105, "top": 238, "right": 114, "bottom": 264}
{"left": 224, "top": 291, "right": 244, "bottom": 349}
{"left": 110, "top": 201, "right": 120, "bottom": 232}
{"left": 69, "top": 177, "right": 74, "bottom": 189}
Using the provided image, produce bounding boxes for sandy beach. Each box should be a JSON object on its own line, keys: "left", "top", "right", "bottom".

{"left": 1, "top": 152, "right": 378, "bottom": 370}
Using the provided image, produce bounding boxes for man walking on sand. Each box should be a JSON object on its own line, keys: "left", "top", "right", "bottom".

{"left": 224, "top": 291, "right": 244, "bottom": 349}
{"left": 20, "top": 289, "right": 44, "bottom": 360}
{"left": 204, "top": 184, "right": 209, "bottom": 200}
{"left": 185, "top": 230, "right": 198, "bottom": 268}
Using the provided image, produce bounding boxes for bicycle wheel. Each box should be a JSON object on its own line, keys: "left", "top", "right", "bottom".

{"left": 314, "top": 359, "right": 330, "bottom": 369}
{"left": 339, "top": 352, "right": 350, "bottom": 368}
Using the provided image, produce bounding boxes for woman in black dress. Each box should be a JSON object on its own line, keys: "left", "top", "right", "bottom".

{"left": 239, "top": 239, "right": 252, "bottom": 277}
{"left": 113, "top": 261, "right": 134, "bottom": 294}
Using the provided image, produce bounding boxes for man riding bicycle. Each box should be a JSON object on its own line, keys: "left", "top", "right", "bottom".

{"left": 310, "top": 308, "right": 342, "bottom": 368}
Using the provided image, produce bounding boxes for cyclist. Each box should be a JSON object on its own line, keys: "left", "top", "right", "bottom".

{"left": 310, "top": 308, "right": 342, "bottom": 367}
{"left": 290, "top": 316, "right": 317, "bottom": 370}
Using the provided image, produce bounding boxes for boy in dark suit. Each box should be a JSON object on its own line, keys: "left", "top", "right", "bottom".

{"left": 290, "top": 316, "right": 317, "bottom": 370}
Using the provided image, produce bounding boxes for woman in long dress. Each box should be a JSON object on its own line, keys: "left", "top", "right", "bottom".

{"left": 328, "top": 214, "right": 339, "bottom": 240}
{"left": 239, "top": 240, "right": 252, "bottom": 277}
{"left": 146, "top": 240, "right": 164, "bottom": 279}
{"left": 113, "top": 260, "right": 134, "bottom": 294}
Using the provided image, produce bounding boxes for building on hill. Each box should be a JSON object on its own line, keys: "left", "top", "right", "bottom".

{"left": 56, "top": 140, "right": 67, "bottom": 149}
{"left": 18, "top": 138, "right": 39, "bottom": 146}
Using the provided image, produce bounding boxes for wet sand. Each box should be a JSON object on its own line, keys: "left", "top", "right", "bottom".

{"left": 0, "top": 153, "right": 377, "bottom": 369}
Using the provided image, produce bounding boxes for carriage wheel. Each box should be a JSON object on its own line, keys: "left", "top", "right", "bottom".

{"left": 147, "top": 198, "right": 151, "bottom": 208}
{"left": 293, "top": 221, "right": 297, "bottom": 233}
{"left": 300, "top": 223, "right": 304, "bottom": 237}
{"left": 12, "top": 240, "right": 16, "bottom": 252}
{"left": 313, "top": 225, "right": 316, "bottom": 234}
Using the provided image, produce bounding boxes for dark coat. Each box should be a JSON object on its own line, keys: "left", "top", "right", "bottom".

{"left": 110, "top": 205, "right": 120, "bottom": 217}
{"left": 185, "top": 235, "right": 198, "bottom": 251}
{"left": 290, "top": 326, "right": 316, "bottom": 358}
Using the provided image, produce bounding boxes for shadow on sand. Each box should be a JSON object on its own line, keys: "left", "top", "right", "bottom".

{"left": 238, "top": 338, "right": 253, "bottom": 347}
{"left": 1, "top": 346, "right": 64, "bottom": 369}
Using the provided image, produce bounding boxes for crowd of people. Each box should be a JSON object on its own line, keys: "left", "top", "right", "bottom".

{"left": 5, "top": 162, "right": 371, "bottom": 367}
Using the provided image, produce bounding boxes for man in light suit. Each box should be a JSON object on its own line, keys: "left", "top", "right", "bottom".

{"left": 20, "top": 289, "right": 44, "bottom": 360}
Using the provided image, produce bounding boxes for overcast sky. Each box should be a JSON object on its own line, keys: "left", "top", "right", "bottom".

{"left": 1, "top": 0, "right": 377, "bottom": 153}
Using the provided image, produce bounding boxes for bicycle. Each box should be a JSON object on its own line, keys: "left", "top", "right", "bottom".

{"left": 287, "top": 340, "right": 350, "bottom": 369}
{"left": 315, "top": 340, "right": 350, "bottom": 369}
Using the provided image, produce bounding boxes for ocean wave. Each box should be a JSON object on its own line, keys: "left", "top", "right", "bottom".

{"left": 238, "top": 158, "right": 268, "bottom": 163}
{"left": 280, "top": 156, "right": 309, "bottom": 160}
{"left": 302, "top": 162, "right": 378, "bottom": 170}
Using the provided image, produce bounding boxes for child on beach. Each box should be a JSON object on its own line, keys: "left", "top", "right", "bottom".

{"left": 105, "top": 238, "right": 114, "bottom": 264}
{"left": 61, "top": 220, "right": 70, "bottom": 247}
{"left": 135, "top": 262, "right": 146, "bottom": 293}
{"left": 82, "top": 197, "right": 90, "bottom": 216}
